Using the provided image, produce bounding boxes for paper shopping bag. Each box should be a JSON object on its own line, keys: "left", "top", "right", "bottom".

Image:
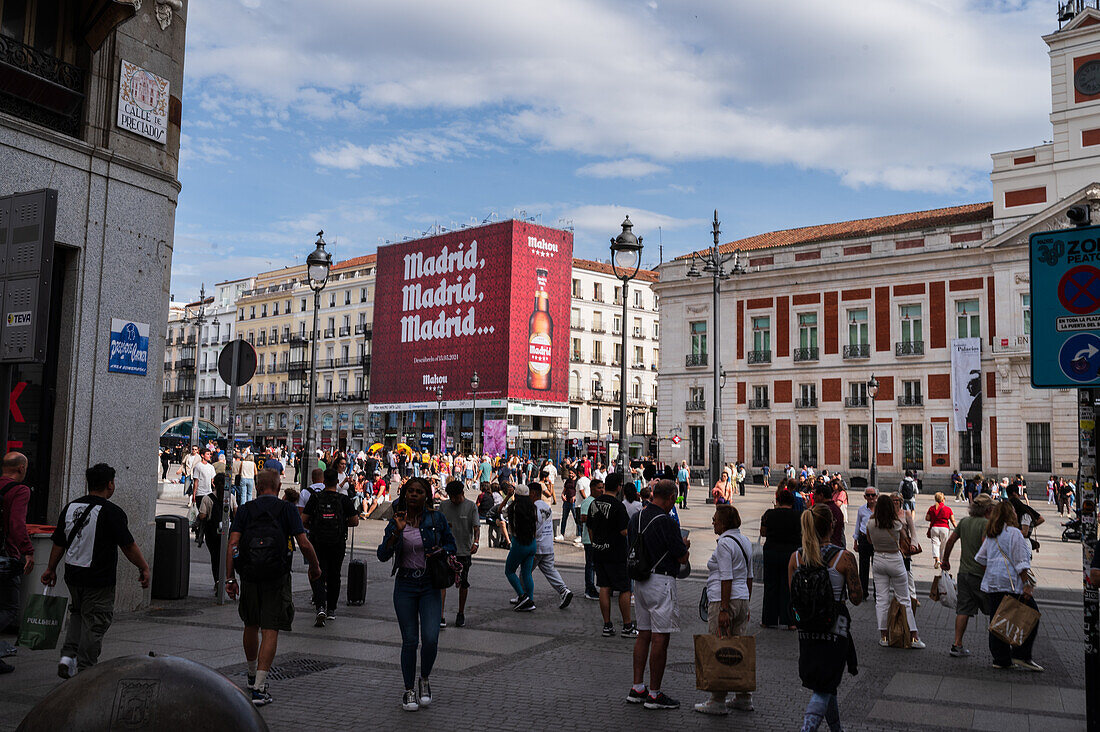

{"left": 693, "top": 634, "right": 756, "bottom": 692}
{"left": 887, "top": 598, "right": 912, "bottom": 648}
{"left": 989, "top": 595, "right": 1040, "bottom": 647}
{"left": 17, "top": 588, "right": 67, "bottom": 651}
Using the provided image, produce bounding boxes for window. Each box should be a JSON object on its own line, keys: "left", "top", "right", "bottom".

{"left": 632, "top": 378, "right": 641, "bottom": 399}
{"left": 260, "top": 304, "right": 267, "bottom": 317}
{"left": 344, "top": 290, "right": 351, "bottom": 305}
{"left": 900, "top": 304, "right": 922, "bottom": 343}
{"left": 848, "top": 308, "right": 868, "bottom": 345}
{"left": 249, "top": 306, "right": 255, "bottom": 319}
{"left": 570, "top": 407, "right": 579, "bottom": 429}
{"left": 327, "top": 293, "right": 335, "bottom": 307}
{"left": 1021, "top": 293, "right": 1031, "bottom": 336}
{"left": 633, "top": 345, "right": 644, "bottom": 366}
{"left": 689, "top": 426, "right": 705, "bottom": 466}
{"left": 960, "top": 430, "right": 982, "bottom": 469}
{"left": 902, "top": 424, "right": 923, "bottom": 470}
{"left": 612, "top": 409, "right": 621, "bottom": 432}
{"left": 633, "top": 290, "right": 642, "bottom": 308}
{"left": 593, "top": 282, "right": 603, "bottom": 302}
{"left": 752, "top": 425, "right": 770, "bottom": 467}
{"left": 956, "top": 299, "right": 980, "bottom": 339}
{"left": 653, "top": 347, "right": 659, "bottom": 366}
{"left": 571, "top": 338, "right": 582, "bottom": 360}
{"left": 613, "top": 315, "right": 622, "bottom": 334}
{"left": 593, "top": 341, "right": 604, "bottom": 362}
{"left": 571, "top": 308, "right": 581, "bottom": 328}
{"left": 752, "top": 316, "right": 771, "bottom": 352}
{"left": 1026, "top": 423, "right": 1051, "bottom": 472}
{"left": 688, "top": 386, "right": 704, "bottom": 404}
{"left": 799, "top": 383, "right": 817, "bottom": 407}
{"left": 799, "top": 424, "right": 818, "bottom": 466}
{"left": 614, "top": 286, "right": 622, "bottom": 304}
{"left": 360, "top": 287, "right": 368, "bottom": 303}
{"left": 592, "top": 311, "right": 603, "bottom": 331}
{"left": 272, "top": 302, "right": 279, "bottom": 316}
{"left": 690, "top": 321, "right": 708, "bottom": 356}
{"left": 653, "top": 322, "right": 659, "bottom": 339}
{"left": 300, "top": 298, "right": 307, "bottom": 312}
{"left": 798, "top": 313, "right": 818, "bottom": 349}
{"left": 901, "top": 379, "right": 922, "bottom": 405}
{"left": 632, "top": 317, "right": 642, "bottom": 337}
{"left": 613, "top": 343, "right": 623, "bottom": 365}
{"left": 592, "top": 407, "right": 602, "bottom": 431}
{"left": 753, "top": 385, "right": 769, "bottom": 404}
{"left": 572, "top": 279, "right": 581, "bottom": 298}
{"left": 849, "top": 425, "right": 868, "bottom": 468}
{"left": 285, "top": 300, "right": 290, "bottom": 313}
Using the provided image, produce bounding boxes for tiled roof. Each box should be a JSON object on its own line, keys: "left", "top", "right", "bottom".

{"left": 334, "top": 253, "right": 377, "bottom": 271}
{"left": 674, "top": 202, "right": 993, "bottom": 260}
{"left": 572, "top": 257, "right": 658, "bottom": 283}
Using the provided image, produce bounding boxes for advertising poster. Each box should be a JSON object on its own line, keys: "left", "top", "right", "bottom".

{"left": 951, "top": 338, "right": 982, "bottom": 432}
{"left": 108, "top": 319, "right": 149, "bottom": 375}
{"left": 371, "top": 220, "right": 573, "bottom": 408}
{"left": 483, "top": 419, "right": 507, "bottom": 456}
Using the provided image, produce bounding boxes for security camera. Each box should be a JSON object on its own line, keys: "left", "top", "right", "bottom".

{"left": 1067, "top": 205, "right": 1091, "bottom": 226}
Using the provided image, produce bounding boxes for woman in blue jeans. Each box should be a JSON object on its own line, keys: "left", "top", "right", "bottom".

{"left": 378, "top": 477, "right": 457, "bottom": 712}
{"left": 504, "top": 484, "right": 539, "bottom": 611}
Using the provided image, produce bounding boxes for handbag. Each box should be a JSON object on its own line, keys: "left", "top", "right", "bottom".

{"left": 17, "top": 586, "right": 67, "bottom": 651}
{"left": 694, "top": 634, "right": 756, "bottom": 692}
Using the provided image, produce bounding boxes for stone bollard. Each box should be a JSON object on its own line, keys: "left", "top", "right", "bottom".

{"left": 18, "top": 653, "right": 268, "bottom": 732}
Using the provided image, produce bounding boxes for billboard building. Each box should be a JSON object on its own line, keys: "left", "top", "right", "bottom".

{"left": 370, "top": 220, "right": 573, "bottom": 455}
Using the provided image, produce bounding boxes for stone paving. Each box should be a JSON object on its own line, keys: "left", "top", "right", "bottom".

{"left": 0, "top": 481, "right": 1090, "bottom": 731}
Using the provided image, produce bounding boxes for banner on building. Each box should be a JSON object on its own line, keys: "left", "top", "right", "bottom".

{"left": 483, "top": 419, "right": 507, "bottom": 456}
{"left": 370, "top": 220, "right": 573, "bottom": 409}
{"left": 108, "top": 319, "right": 149, "bottom": 375}
{"left": 951, "top": 338, "right": 982, "bottom": 432}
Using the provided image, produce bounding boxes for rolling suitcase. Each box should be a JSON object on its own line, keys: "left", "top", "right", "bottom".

{"left": 347, "top": 527, "right": 366, "bottom": 606}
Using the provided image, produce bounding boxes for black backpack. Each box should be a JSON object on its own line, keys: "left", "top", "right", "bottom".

{"left": 310, "top": 491, "right": 346, "bottom": 544}
{"left": 238, "top": 503, "right": 290, "bottom": 582}
{"left": 627, "top": 512, "right": 667, "bottom": 582}
{"left": 900, "top": 478, "right": 916, "bottom": 500}
{"left": 790, "top": 545, "right": 842, "bottom": 632}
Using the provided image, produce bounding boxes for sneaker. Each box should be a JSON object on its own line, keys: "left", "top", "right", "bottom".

{"left": 515, "top": 596, "right": 536, "bottom": 612}
{"left": 0, "top": 659, "right": 13, "bottom": 675}
{"left": 0, "top": 644, "right": 16, "bottom": 659}
{"left": 1013, "top": 658, "right": 1044, "bottom": 672}
{"left": 878, "top": 638, "right": 889, "bottom": 647}
{"left": 314, "top": 610, "right": 327, "bottom": 628}
{"left": 326, "top": 611, "right": 336, "bottom": 621}
{"left": 950, "top": 645, "right": 971, "bottom": 657}
{"left": 455, "top": 612, "right": 465, "bottom": 628}
{"left": 418, "top": 677, "right": 433, "bottom": 706}
{"left": 729, "top": 698, "right": 754, "bottom": 712}
{"left": 626, "top": 687, "right": 648, "bottom": 704}
{"left": 602, "top": 622, "right": 615, "bottom": 637}
{"left": 559, "top": 590, "right": 574, "bottom": 609}
{"left": 555, "top": 534, "right": 565, "bottom": 541}
{"left": 584, "top": 592, "right": 600, "bottom": 601}
{"left": 992, "top": 662, "right": 1013, "bottom": 670}
{"left": 57, "top": 656, "right": 76, "bottom": 680}
{"left": 251, "top": 685, "right": 273, "bottom": 707}
{"left": 621, "top": 623, "right": 639, "bottom": 638}
{"left": 644, "top": 691, "right": 680, "bottom": 710}
{"left": 694, "top": 700, "right": 728, "bottom": 715}
{"left": 440, "top": 617, "right": 447, "bottom": 629}
{"left": 509, "top": 596, "right": 521, "bottom": 605}
{"left": 402, "top": 689, "right": 419, "bottom": 711}
{"left": 910, "top": 639, "right": 926, "bottom": 649}
{"left": 247, "top": 674, "right": 256, "bottom": 688}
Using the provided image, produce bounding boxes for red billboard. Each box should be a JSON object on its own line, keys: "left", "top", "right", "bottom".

{"left": 370, "top": 220, "right": 573, "bottom": 407}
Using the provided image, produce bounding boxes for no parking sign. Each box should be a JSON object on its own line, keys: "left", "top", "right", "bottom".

{"left": 1031, "top": 224, "right": 1100, "bottom": 386}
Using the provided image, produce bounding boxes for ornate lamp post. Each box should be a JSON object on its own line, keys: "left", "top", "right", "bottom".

{"left": 610, "top": 216, "right": 642, "bottom": 472}
{"left": 433, "top": 384, "right": 444, "bottom": 452}
{"left": 868, "top": 374, "right": 880, "bottom": 487}
{"left": 685, "top": 211, "right": 745, "bottom": 493}
{"left": 186, "top": 283, "right": 215, "bottom": 447}
{"left": 470, "top": 371, "right": 480, "bottom": 455}
{"left": 300, "top": 232, "right": 332, "bottom": 492}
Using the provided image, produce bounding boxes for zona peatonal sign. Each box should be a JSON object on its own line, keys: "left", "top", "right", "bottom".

{"left": 117, "top": 60, "right": 169, "bottom": 144}
{"left": 1030, "top": 223, "right": 1100, "bottom": 387}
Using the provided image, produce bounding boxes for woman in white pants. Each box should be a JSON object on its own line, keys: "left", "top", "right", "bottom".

{"left": 867, "top": 494, "right": 924, "bottom": 648}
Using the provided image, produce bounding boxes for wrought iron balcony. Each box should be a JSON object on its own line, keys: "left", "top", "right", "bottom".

{"left": 902, "top": 457, "right": 924, "bottom": 471}
{"left": 748, "top": 398, "right": 770, "bottom": 410}
{"left": 0, "top": 36, "right": 86, "bottom": 138}
{"left": 844, "top": 396, "right": 869, "bottom": 408}
{"left": 354, "top": 324, "right": 366, "bottom": 335}
{"left": 843, "top": 343, "right": 870, "bottom": 359}
{"left": 685, "top": 400, "right": 706, "bottom": 412}
{"left": 960, "top": 461, "right": 982, "bottom": 472}
{"left": 360, "top": 354, "right": 372, "bottom": 368}
{"left": 1028, "top": 461, "right": 1051, "bottom": 473}
{"left": 794, "top": 397, "right": 818, "bottom": 409}
{"left": 339, "top": 326, "right": 351, "bottom": 337}
{"left": 897, "top": 394, "right": 923, "bottom": 407}
{"left": 793, "top": 347, "right": 819, "bottom": 362}
{"left": 570, "top": 352, "right": 585, "bottom": 363}
{"left": 747, "top": 350, "right": 771, "bottom": 365}
{"left": 849, "top": 457, "right": 869, "bottom": 469}
{"left": 323, "top": 328, "right": 335, "bottom": 338}
{"left": 178, "top": 358, "right": 195, "bottom": 370}
{"left": 685, "top": 353, "right": 708, "bottom": 367}
{"left": 896, "top": 340, "right": 924, "bottom": 356}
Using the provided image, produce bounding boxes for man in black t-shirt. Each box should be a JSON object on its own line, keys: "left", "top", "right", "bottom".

{"left": 41, "top": 464, "right": 150, "bottom": 678}
{"left": 303, "top": 468, "right": 359, "bottom": 627}
{"left": 587, "top": 472, "right": 635, "bottom": 638}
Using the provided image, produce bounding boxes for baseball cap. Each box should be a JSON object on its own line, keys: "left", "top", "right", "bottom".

{"left": 514, "top": 484, "right": 530, "bottom": 496}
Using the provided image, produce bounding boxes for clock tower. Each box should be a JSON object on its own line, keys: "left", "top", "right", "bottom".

{"left": 991, "top": 2, "right": 1100, "bottom": 220}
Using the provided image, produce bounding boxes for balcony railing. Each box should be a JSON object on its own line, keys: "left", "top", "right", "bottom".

{"left": 747, "top": 350, "right": 771, "bottom": 365}
{"left": 843, "top": 343, "right": 870, "bottom": 359}
{"left": 849, "top": 457, "right": 869, "bottom": 469}
{"left": 591, "top": 327, "right": 606, "bottom": 333}
{"left": 0, "top": 36, "right": 86, "bottom": 138}
{"left": 902, "top": 457, "right": 924, "bottom": 471}
{"left": 360, "top": 354, "right": 372, "bottom": 367}
{"left": 571, "top": 352, "right": 586, "bottom": 363}
{"left": 354, "top": 324, "right": 366, "bottom": 335}
{"left": 896, "top": 340, "right": 924, "bottom": 356}
{"left": 685, "top": 353, "right": 708, "bottom": 367}
{"left": 1028, "top": 461, "right": 1051, "bottom": 473}
{"left": 844, "top": 396, "right": 868, "bottom": 408}
{"left": 334, "top": 357, "right": 353, "bottom": 368}
{"left": 794, "top": 397, "right": 818, "bottom": 409}
{"left": 897, "top": 394, "right": 923, "bottom": 407}
{"left": 339, "top": 326, "right": 351, "bottom": 337}
{"left": 748, "top": 398, "right": 769, "bottom": 410}
{"left": 960, "top": 461, "right": 982, "bottom": 472}
{"left": 178, "top": 358, "right": 196, "bottom": 370}
{"left": 569, "top": 390, "right": 586, "bottom": 402}
{"left": 685, "top": 400, "right": 706, "bottom": 412}
{"left": 793, "top": 347, "right": 819, "bottom": 362}
{"left": 571, "top": 323, "right": 586, "bottom": 331}
{"left": 323, "top": 328, "right": 335, "bottom": 338}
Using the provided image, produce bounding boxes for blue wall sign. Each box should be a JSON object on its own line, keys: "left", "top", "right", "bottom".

{"left": 1031, "top": 225, "right": 1100, "bottom": 387}
{"left": 108, "top": 318, "right": 149, "bottom": 376}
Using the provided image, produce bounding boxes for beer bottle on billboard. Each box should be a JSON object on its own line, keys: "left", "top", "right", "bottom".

{"left": 527, "top": 268, "right": 552, "bottom": 390}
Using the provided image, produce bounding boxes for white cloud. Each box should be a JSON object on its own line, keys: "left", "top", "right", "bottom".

{"left": 311, "top": 131, "right": 472, "bottom": 170}
{"left": 179, "top": 133, "right": 234, "bottom": 169}
{"left": 561, "top": 204, "right": 706, "bottom": 236}
{"left": 576, "top": 158, "right": 668, "bottom": 179}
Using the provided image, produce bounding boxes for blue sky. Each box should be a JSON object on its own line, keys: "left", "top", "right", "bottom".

{"left": 171, "top": 0, "right": 1055, "bottom": 299}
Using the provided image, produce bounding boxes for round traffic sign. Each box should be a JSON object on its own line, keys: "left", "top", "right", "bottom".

{"left": 1058, "top": 332, "right": 1100, "bottom": 383}
{"left": 1057, "top": 265, "right": 1100, "bottom": 314}
{"left": 218, "top": 340, "right": 257, "bottom": 386}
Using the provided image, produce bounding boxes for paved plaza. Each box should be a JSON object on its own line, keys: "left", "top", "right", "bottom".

{"left": 0, "top": 480, "right": 1089, "bottom": 731}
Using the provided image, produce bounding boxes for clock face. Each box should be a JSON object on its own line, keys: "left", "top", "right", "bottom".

{"left": 1076, "top": 59, "right": 1100, "bottom": 97}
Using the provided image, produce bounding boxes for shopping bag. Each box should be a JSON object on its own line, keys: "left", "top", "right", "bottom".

{"left": 989, "top": 595, "right": 1040, "bottom": 647}
{"left": 751, "top": 541, "right": 764, "bottom": 584}
{"left": 938, "top": 573, "right": 957, "bottom": 610}
{"left": 17, "top": 587, "right": 67, "bottom": 651}
{"left": 693, "top": 634, "right": 756, "bottom": 692}
{"left": 887, "top": 598, "right": 912, "bottom": 648}
{"left": 928, "top": 575, "right": 941, "bottom": 602}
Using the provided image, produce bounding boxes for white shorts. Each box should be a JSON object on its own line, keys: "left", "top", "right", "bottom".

{"left": 633, "top": 574, "right": 679, "bottom": 634}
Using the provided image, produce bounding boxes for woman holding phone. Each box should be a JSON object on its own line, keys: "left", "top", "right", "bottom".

{"left": 377, "top": 476, "right": 457, "bottom": 712}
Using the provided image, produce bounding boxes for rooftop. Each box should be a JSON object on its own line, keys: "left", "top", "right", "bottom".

{"left": 572, "top": 257, "right": 658, "bottom": 283}
{"left": 675, "top": 201, "right": 993, "bottom": 260}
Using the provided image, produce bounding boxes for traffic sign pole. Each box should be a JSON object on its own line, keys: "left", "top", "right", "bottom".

{"left": 216, "top": 339, "right": 256, "bottom": 606}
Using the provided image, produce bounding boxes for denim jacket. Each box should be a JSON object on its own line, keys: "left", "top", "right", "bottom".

{"left": 377, "top": 509, "right": 457, "bottom": 576}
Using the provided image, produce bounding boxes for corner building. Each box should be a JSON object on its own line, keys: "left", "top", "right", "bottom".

{"left": 655, "top": 7, "right": 1100, "bottom": 490}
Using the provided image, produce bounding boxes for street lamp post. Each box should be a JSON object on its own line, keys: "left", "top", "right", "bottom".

{"left": 610, "top": 216, "right": 643, "bottom": 473}
{"left": 470, "top": 371, "right": 480, "bottom": 456}
{"left": 433, "top": 385, "right": 444, "bottom": 453}
{"left": 300, "top": 231, "right": 332, "bottom": 493}
{"left": 686, "top": 211, "right": 745, "bottom": 493}
{"left": 187, "top": 283, "right": 215, "bottom": 447}
{"left": 868, "top": 374, "right": 880, "bottom": 488}
{"left": 606, "top": 416, "right": 613, "bottom": 471}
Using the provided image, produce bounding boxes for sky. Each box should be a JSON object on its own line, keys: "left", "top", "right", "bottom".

{"left": 171, "top": 0, "right": 1057, "bottom": 300}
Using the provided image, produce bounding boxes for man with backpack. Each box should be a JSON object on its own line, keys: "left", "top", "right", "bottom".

{"left": 899, "top": 470, "right": 918, "bottom": 521}
{"left": 626, "top": 479, "right": 690, "bottom": 710}
{"left": 0, "top": 452, "right": 32, "bottom": 673}
{"left": 303, "top": 468, "right": 359, "bottom": 628}
{"left": 226, "top": 469, "right": 320, "bottom": 706}
{"left": 587, "top": 472, "right": 635, "bottom": 638}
